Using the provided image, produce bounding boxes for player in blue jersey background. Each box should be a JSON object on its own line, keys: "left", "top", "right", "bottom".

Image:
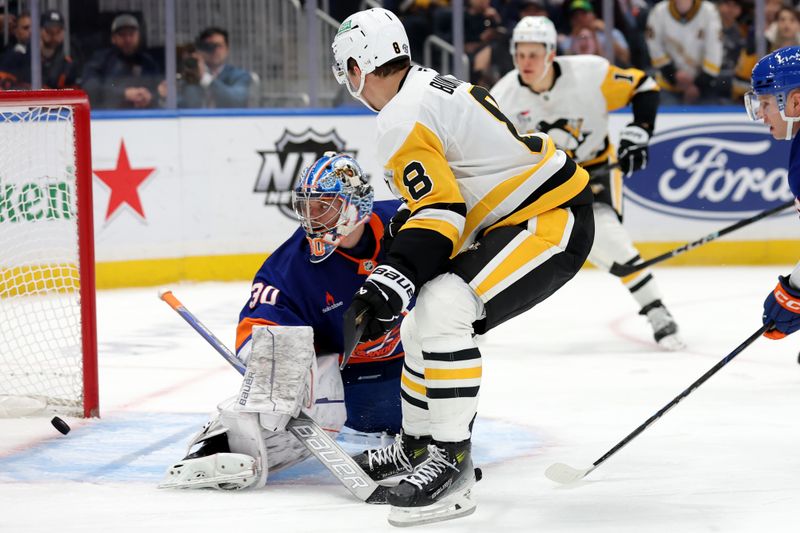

{"left": 746, "top": 46, "right": 800, "bottom": 340}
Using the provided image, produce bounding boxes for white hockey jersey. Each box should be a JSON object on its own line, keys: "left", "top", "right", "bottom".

{"left": 490, "top": 55, "right": 658, "bottom": 167}
{"left": 376, "top": 66, "right": 588, "bottom": 257}
{"left": 645, "top": 0, "right": 723, "bottom": 88}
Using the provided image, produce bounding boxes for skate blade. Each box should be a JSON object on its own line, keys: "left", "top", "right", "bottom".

{"left": 657, "top": 333, "right": 686, "bottom": 351}
{"left": 387, "top": 489, "right": 476, "bottom": 527}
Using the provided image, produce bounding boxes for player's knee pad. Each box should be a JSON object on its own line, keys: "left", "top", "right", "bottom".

{"left": 414, "top": 273, "right": 484, "bottom": 352}
{"left": 587, "top": 203, "right": 640, "bottom": 270}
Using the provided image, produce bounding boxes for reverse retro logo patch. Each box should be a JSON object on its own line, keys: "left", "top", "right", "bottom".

{"left": 253, "top": 129, "right": 358, "bottom": 220}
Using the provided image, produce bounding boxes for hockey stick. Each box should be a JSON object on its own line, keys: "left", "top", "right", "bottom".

{"left": 340, "top": 307, "right": 368, "bottom": 369}
{"left": 545, "top": 323, "right": 771, "bottom": 484}
{"left": 158, "top": 289, "right": 391, "bottom": 504}
{"left": 608, "top": 200, "right": 794, "bottom": 277}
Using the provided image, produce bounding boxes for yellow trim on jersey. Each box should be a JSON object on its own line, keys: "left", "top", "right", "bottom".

{"left": 457, "top": 138, "right": 557, "bottom": 249}
{"left": 474, "top": 210, "right": 571, "bottom": 297}
{"left": 581, "top": 144, "right": 613, "bottom": 168}
{"left": 702, "top": 59, "right": 720, "bottom": 75}
{"left": 668, "top": 0, "right": 701, "bottom": 22}
{"left": 601, "top": 65, "right": 646, "bottom": 111}
{"left": 386, "top": 121, "right": 465, "bottom": 253}
{"left": 425, "top": 366, "right": 482, "bottom": 380}
{"left": 387, "top": 122, "right": 463, "bottom": 210}
{"left": 403, "top": 217, "right": 462, "bottom": 251}
{"left": 484, "top": 163, "right": 589, "bottom": 234}
{"left": 650, "top": 55, "right": 671, "bottom": 68}
{"left": 401, "top": 373, "right": 427, "bottom": 396}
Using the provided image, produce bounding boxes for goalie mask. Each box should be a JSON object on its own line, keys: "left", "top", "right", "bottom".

{"left": 331, "top": 7, "right": 410, "bottom": 111}
{"left": 292, "top": 152, "right": 374, "bottom": 263}
{"left": 746, "top": 46, "right": 800, "bottom": 140}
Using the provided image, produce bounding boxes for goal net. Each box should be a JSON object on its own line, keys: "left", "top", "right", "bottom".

{"left": 0, "top": 90, "right": 98, "bottom": 418}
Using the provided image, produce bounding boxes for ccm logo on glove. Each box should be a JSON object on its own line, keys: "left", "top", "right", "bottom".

{"left": 774, "top": 283, "right": 800, "bottom": 311}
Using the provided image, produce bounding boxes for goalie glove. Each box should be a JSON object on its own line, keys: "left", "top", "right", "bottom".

{"left": 762, "top": 275, "right": 800, "bottom": 340}
{"left": 345, "top": 264, "right": 415, "bottom": 342}
{"left": 617, "top": 123, "right": 651, "bottom": 178}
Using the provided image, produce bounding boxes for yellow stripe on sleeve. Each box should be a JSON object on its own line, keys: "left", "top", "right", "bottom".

{"left": 601, "top": 65, "right": 647, "bottom": 111}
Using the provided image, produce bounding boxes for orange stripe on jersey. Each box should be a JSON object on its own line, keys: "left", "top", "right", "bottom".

{"left": 235, "top": 317, "right": 278, "bottom": 351}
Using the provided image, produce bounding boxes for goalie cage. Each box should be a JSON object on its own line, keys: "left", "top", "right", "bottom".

{"left": 0, "top": 90, "right": 98, "bottom": 418}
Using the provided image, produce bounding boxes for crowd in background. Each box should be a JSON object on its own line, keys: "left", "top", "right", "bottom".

{"left": 0, "top": 0, "right": 793, "bottom": 109}
{"left": 0, "top": 8, "right": 254, "bottom": 109}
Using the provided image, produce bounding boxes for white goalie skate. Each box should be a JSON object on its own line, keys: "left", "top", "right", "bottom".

{"left": 159, "top": 452, "right": 258, "bottom": 490}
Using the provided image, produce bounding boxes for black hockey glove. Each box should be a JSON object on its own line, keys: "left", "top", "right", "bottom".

{"left": 617, "top": 123, "right": 651, "bottom": 178}
{"left": 382, "top": 206, "right": 411, "bottom": 253}
{"left": 344, "top": 264, "right": 415, "bottom": 342}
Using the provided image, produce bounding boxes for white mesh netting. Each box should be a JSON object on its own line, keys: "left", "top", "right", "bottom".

{"left": 0, "top": 105, "right": 85, "bottom": 417}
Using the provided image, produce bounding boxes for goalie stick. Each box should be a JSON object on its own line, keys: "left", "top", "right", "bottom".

{"left": 609, "top": 200, "right": 794, "bottom": 277}
{"left": 158, "top": 289, "right": 391, "bottom": 504}
{"left": 545, "top": 323, "right": 770, "bottom": 484}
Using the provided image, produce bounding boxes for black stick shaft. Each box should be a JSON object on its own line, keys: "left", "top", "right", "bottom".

{"left": 591, "top": 324, "right": 770, "bottom": 468}
{"left": 609, "top": 200, "right": 794, "bottom": 277}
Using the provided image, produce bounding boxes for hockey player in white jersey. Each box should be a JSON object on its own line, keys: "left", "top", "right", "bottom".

{"left": 491, "top": 16, "right": 685, "bottom": 350}
{"left": 332, "top": 7, "right": 595, "bottom": 526}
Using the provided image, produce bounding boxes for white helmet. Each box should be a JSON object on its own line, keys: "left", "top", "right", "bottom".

{"left": 511, "top": 16, "right": 557, "bottom": 58}
{"left": 331, "top": 8, "right": 410, "bottom": 109}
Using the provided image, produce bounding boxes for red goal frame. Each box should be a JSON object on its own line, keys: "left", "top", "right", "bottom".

{"left": 0, "top": 89, "right": 98, "bottom": 417}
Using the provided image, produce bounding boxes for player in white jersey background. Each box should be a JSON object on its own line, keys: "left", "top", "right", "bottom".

{"left": 491, "top": 16, "right": 685, "bottom": 351}
{"left": 332, "top": 7, "right": 594, "bottom": 527}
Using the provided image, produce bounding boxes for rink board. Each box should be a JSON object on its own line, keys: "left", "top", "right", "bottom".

{"left": 83, "top": 107, "right": 798, "bottom": 288}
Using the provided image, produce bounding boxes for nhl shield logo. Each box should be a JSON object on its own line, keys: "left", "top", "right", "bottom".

{"left": 254, "top": 129, "right": 357, "bottom": 219}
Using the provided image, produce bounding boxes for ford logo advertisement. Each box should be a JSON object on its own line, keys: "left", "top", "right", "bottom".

{"left": 624, "top": 122, "right": 793, "bottom": 221}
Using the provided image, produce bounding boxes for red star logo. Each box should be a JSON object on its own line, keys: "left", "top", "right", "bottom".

{"left": 94, "top": 140, "right": 156, "bottom": 220}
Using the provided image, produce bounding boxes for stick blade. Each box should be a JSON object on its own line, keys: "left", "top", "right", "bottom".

{"left": 341, "top": 307, "right": 367, "bottom": 370}
{"left": 545, "top": 462, "right": 591, "bottom": 484}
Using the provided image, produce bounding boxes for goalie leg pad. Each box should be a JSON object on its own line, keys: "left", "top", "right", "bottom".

{"left": 236, "top": 325, "right": 315, "bottom": 432}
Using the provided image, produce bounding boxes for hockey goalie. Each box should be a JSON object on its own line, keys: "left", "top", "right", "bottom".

{"left": 160, "top": 153, "right": 421, "bottom": 490}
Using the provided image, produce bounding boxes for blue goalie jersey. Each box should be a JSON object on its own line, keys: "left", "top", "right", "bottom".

{"left": 236, "top": 200, "right": 406, "bottom": 434}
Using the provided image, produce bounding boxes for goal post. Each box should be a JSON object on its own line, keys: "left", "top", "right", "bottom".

{"left": 0, "top": 89, "right": 98, "bottom": 418}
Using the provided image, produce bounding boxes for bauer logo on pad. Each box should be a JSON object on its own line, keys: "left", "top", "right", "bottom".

{"left": 624, "top": 122, "right": 794, "bottom": 221}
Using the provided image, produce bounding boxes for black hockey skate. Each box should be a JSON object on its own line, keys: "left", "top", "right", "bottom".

{"left": 387, "top": 440, "right": 477, "bottom": 527}
{"left": 352, "top": 432, "right": 431, "bottom": 486}
{"left": 640, "top": 300, "right": 686, "bottom": 351}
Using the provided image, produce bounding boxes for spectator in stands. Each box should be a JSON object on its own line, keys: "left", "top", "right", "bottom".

{"left": 81, "top": 14, "right": 161, "bottom": 109}
{"left": 560, "top": 0, "right": 630, "bottom": 66}
{"left": 717, "top": 0, "right": 746, "bottom": 99}
{"left": 384, "top": 0, "right": 448, "bottom": 65}
{"left": 733, "top": 6, "right": 800, "bottom": 101}
{"left": 462, "top": 0, "right": 509, "bottom": 85}
{"left": 645, "top": 0, "right": 723, "bottom": 105}
{"left": 176, "top": 27, "right": 251, "bottom": 108}
{"left": 0, "top": 10, "right": 76, "bottom": 89}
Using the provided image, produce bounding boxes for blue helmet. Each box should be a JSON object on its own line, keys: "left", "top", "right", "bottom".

{"left": 746, "top": 46, "right": 800, "bottom": 138}
{"left": 291, "top": 152, "right": 374, "bottom": 263}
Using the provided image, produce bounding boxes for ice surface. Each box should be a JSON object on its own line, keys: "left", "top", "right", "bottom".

{"left": 2, "top": 267, "right": 799, "bottom": 533}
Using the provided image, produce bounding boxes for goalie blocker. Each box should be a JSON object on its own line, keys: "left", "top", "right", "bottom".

{"left": 160, "top": 325, "right": 347, "bottom": 490}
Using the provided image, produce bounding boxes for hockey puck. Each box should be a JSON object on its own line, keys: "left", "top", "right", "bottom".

{"left": 474, "top": 467, "right": 483, "bottom": 482}
{"left": 51, "top": 416, "right": 70, "bottom": 435}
